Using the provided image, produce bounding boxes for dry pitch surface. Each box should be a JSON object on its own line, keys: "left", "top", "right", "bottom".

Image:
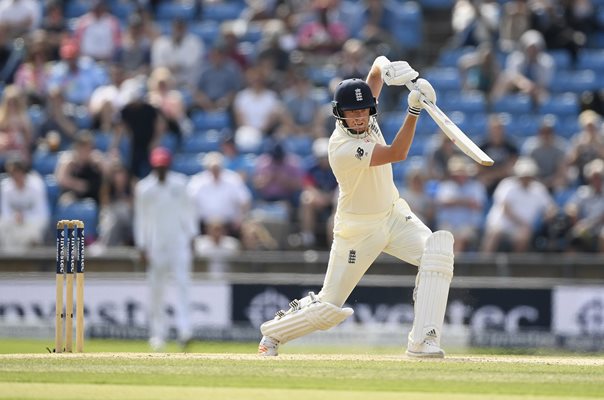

{"left": 1, "top": 342, "right": 603, "bottom": 400}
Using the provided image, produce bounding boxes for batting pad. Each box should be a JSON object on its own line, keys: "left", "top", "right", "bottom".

{"left": 261, "top": 292, "right": 354, "bottom": 344}
{"left": 409, "top": 231, "right": 454, "bottom": 348}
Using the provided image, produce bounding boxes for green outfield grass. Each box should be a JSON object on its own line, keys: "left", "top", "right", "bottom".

{"left": 0, "top": 339, "right": 603, "bottom": 400}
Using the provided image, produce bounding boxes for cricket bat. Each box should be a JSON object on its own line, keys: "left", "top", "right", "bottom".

{"left": 406, "top": 81, "right": 494, "bottom": 167}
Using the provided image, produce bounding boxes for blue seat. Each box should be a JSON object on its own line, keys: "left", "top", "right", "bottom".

{"left": 189, "top": 21, "right": 221, "bottom": 47}
{"left": 307, "top": 65, "right": 338, "bottom": 86}
{"left": 55, "top": 199, "right": 99, "bottom": 239}
{"left": 423, "top": 68, "right": 462, "bottom": 91}
{"left": 44, "top": 174, "right": 60, "bottom": 214}
{"left": 65, "top": 1, "right": 89, "bottom": 19}
{"left": 551, "top": 70, "right": 598, "bottom": 93}
{"left": 538, "top": 93, "right": 579, "bottom": 117}
{"left": 437, "top": 47, "right": 475, "bottom": 67}
{"left": 420, "top": 0, "right": 455, "bottom": 9}
{"left": 73, "top": 107, "right": 92, "bottom": 129}
{"left": 156, "top": 2, "right": 196, "bottom": 21}
{"left": 93, "top": 131, "right": 112, "bottom": 152}
{"left": 110, "top": 2, "right": 135, "bottom": 22}
{"left": 380, "top": 112, "right": 405, "bottom": 143}
{"left": 438, "top": 92, "right": 487, "bottom": 114}
{"left": 282, "top": 135, "right": 314, "bottom": 158}
{"left": 28, "top": 105, "right": 47, "bottom": 129}
{"left": 390, "top": 2, "right": 422, "bottom": 50}
{"left": 32, "top": 151, "right": 60, "bottom": 175}
{"left": 547, "top": 50, "right": 572, "bottom": 70}
{"left": 182, "top": 130, "right": 224, "bottom": 153}
{"left": 191, "top": 111, "right": 231, "bottom": 131}
{"left": 492, "top": 94, "right": 532, "bottom": 114}
{"left": 160, "top": 134, "right": 180, "bottom": 153}
{"left": 171, "top": 153, "right": 203, "bottom": 176}
{"left": 203, "top": 2, "right": 245, "bottom": 22}
{"left": 577, "top": 49, "right": 604, "bottom": 71}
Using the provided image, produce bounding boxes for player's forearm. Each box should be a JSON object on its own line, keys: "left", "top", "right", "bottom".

{"left": 390, "top": 113, "right": 419, "bottom": 160}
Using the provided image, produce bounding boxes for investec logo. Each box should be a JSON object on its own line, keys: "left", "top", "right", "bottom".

{"left": 355, "top": 88, "right": 363, "bottom": 101}
{"left": 59, "top": 231, "right": 65, "bottom": 273}
{"left": 79, "top": 230, "right": 85, "bottom": 272}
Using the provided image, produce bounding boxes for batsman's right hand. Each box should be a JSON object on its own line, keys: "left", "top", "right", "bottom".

{"left": 381, "top": 61, "right": 419, "bottom": 87}
{"left": 408, "top": 78, "right": 436, "bottom": 110}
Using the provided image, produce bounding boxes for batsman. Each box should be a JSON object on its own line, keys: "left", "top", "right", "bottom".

{"left": 258, "top": 57, "right": 455, "bottom": 358}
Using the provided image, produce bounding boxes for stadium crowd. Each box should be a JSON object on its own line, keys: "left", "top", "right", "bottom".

{"left": 0, "top": 0, "right": 603, "bottom": 259}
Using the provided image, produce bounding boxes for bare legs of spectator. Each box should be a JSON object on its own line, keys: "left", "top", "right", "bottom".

{"left": 299, "top": 188, "right": 331, "bottom": 247}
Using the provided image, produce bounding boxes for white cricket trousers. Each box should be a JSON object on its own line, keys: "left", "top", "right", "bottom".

{"left": 319, "top": 198, "right": 432, "bottom": 307}
{"left": 147, "top": 250, "right": 193, "bottom": 343}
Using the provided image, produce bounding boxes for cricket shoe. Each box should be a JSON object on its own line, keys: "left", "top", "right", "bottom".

{"left": 406, "top": 338, "right": 445, "bottom": 358}
{"left": 258, "top": 336, "right": 280, "bottom": 356}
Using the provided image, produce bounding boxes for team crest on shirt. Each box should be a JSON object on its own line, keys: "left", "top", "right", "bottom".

{"left": 355, "top": 147, "right": 365, "bottom": 160}
{"left": 348, "top": 250, "right": 357, "bottom": 264}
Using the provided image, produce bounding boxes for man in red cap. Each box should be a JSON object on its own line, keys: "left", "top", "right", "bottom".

{"left": 134, "top": 147, "right": 198, "bottom": 351}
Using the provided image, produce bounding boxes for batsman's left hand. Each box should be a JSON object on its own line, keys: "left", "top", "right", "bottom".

{"left": 408, "top": 78, "right": 437, "bottom": 110}
{"left": 381, "top": 61, "right": 419, "bottom": 87}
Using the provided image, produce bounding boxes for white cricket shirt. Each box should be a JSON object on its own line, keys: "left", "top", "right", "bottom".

{"left": 328, "top": 122, "right": 399, "bottom": 215}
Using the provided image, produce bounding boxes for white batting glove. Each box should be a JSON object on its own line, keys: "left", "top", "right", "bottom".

{"left": 381, "top": 61, "right": 419, "bottom": 87}
{"left": 407, "top": 78, "right": 436, "bottom": 116}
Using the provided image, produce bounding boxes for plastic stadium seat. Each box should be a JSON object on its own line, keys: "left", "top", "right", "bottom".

{"left": 159, "top": 133, "right": 179, "bottom": 153}
{"left": 311, "top": 87, "right": 331, "bottom": 105}
{"left": 547, "top": 50, "right": 572, "bottom": 70}
{"left": 380, "top": 112, "right": 405, "bottom": 143}
{"left": 577, "top": 49, "right": 604, "bottom": 71}
{"left": 559, "top": 116, "right": 580, "bottom": 139}
{"left": 44, "top": 174, "right": 60, "bottom": 214}
{"left": 420, "top": 0, "right": 455, "bottom": 9}
{"left": 93, "top": 131, "right": 112, "bottom": 152}
{"left": 190, "top": 21, "right": 221, "bottom": 47}
{"left": 156, "top": 2, "right": 196, "bottom": 21}
{"left": 586, "top": 32, "right": 604, "bottom": 49}
{"left": 203, "top": 3, "right": 245, "bottom": 22}
{"left": 423, "top": 68, "right": 462, "bottom": 92}
{"left": 191, "top": 111, "right": 231, "bottom": 131}
{"left": 73, "top": 107, "right": 92, "bottom": 129}
{"left": 390, "top": 2, "right": 422, "bottom": 50}
{"left": 65, "top": 1, "right": 89, "bottom": 19}
{"left": 32, "top": 151, "right": 61, "bottom": 176}
{"left": 438, "top": 92, "right": 487, "bottom": 114}
{"left": 551, "top": 70, "right": 598, "bottom": 93}
{"left": 182, "top": 130, "right": 224, "bottom": 153}
{"left": 307, "top": 65, "right": 338, "bottom": 86}
{"left": 171, "top": 153, "right": 203, "bottom": 176}
{"left": 538, "top": 94, "right": 579, "bottom": 117}
{"left": 282, "top": 135, "right": 314, "bottom": 158}
{"left": 492, "top": 94, "right": 532, "bottom": 114}
{"left": 27, "top": 105, "right": 47, "bottom": 129}
{"left": 55, "top": 199, "right": 99, "bottom": 239}
{"left": 437, "top": 46, "right": 475, "bottom": 67}
{"left": 110, "top": 2, "right": 135, "bottom": 22}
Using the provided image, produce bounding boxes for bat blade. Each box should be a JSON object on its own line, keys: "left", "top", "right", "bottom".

{"left": 421, "top": 99, "right": 494, "bottom": 166}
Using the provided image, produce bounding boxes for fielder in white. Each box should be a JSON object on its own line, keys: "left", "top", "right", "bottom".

{"left": 258, "top": 57, "right": 455, "bottom": 358}
{"left": 134, "top": 147, "right": 199, "bottom": 351}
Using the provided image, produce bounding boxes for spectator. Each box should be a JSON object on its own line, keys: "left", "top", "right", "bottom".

{"left": 566, "top": 110, "right": 604, "bottom": 185}
{"left": 239, "top": 217, "right": 279, "bottom": 251}
{"left": 337, "top": 39, "right": 371, "bottom": 82}
{"left": 499, "top": 0, "right": 531, "bottom": 52}
{"left": 38, "top": 88, "right": 78, "bottom": 150}
{"left": 482, "top": 157, "right": 557, "bottom": 252}
{"left": 116, "top": 13, "right": 151, "bottom": 76}
{"left": 298, "top": 137, "right": 338, "bottom": 248}
{"left": 477, "top": 114, "right": 519, "bottom": 196}
{"left": 0, "top": 23, "right": 23, "bottom": 85}
{"left": 195, "top": 43, "right": 242, "bottom": 112}
{"left": 398, "top": 166, "right": 435, "bottom": 229}
{"left": 0, "top": 0, "right": 41, "bottom": 39}
{"left": 563, "top": 0, "right": 598, "bottom": 37}
{"left": 88, "top": 64, "right": 126, "bottom": 133}
{"left": 521, "top": 115, "right": 568, "bottom": 192}
{"left": 219, "top": 27, "right": 249, "bottom": 70}
{"left": 451, "top": 0, "right": 500, "bottom": 48}
{"left": 151, "top": 18, "right": 203, "bottom": 90}
{"left": 0, "top": 84, "right": 33, "bottom": 166}
{"left": 253, "top": 140, "right": 303, "bottom": 211}
{"left": 425, "top": 132, "right": 462, "bottom": 180}
{"left": 435, "top": 156, "right": 487, "bottom": 252}
{"left": 14, "top": 30, "right": 52, "bottom": 105}
{"left": 115, "top": 76, "right": 165, "bottom": 180}
{"left": 458, "top": 42, "right": 501, "bottom": 101}
{"left": 492, "top": 30, "right": 554, "bottom": 106}
{"left": 147, "top": 67, "right": 191, "bottom": 139}
{"left": 281, "top": 72, "right": 324, "bottom": 137}
{"left": 194, "top": 219, "right": 241, "bottom": 279}
{"left": 97, "top": 160, "right": 133, "bottom": 247}
{"left": 297, "top": 2, "right": 348, "bottom": 54}
{"left": 55, "top": 131, "right": 105, "bottom": 206}
{"left": 187, "top": 151, "right": 252, "bottom": 238}
{"left": 0, "top": 156, "right": 48, "bottom": 251}
{"left": 256, "top": 22, "right": 291, "bottom": 73}
{"left": 233, "top": 67, "right": 282, "bottom": 136}
{"left": 46, "top": 40, "right": 108, "bottom": 106}
{"left": 40, "top": 0, "right": 67, "bottom": 61}
{"left": 134, "top": 147, "right": 198, "bottom": 351}
{"left": 565, "top": 158, "right": 604, "bottom": 252}
{"left": 73, "top": 0, "right": 121, "bottom": 62}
